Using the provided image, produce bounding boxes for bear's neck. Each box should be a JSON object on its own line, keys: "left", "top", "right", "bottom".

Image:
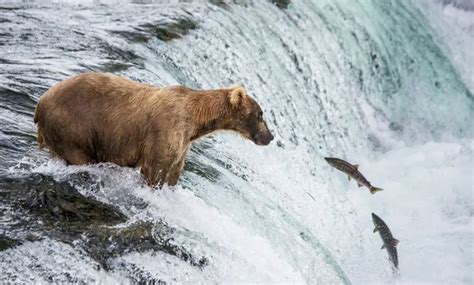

{"left": 191, "top": 119, "right": 221, "bottom": 141}
{"left": 188, "top": 91, "right": 230, "bottom": 141}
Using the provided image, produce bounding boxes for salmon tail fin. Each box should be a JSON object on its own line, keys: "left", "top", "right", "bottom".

{"left": 370, "top": 187, "right": 383, "bottom": 194}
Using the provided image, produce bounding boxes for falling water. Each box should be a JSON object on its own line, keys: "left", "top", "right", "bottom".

{"left": 0, "top": 0, "right": 472, "bottom": 283}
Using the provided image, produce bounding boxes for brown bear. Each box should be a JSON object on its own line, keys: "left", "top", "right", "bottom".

{"left": 34, "top": 72, "right": 274, "bottom": 186}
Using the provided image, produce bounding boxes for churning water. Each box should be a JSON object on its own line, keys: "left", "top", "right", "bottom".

{"left": 0, "top": 0, "right": 472, "bottom": 284}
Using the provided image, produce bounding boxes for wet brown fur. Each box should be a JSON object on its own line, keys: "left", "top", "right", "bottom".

{"left": 34, "top": 72, "right": 273, "bottom": 187}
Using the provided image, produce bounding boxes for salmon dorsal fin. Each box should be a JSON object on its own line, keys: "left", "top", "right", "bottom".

{"left": 393, "top": 238, "right": 400, "bottom": 247}
{"left": 353, "top": 164, "right": 359, "bottom": 170}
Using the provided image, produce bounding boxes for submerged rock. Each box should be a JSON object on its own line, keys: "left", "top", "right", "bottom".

{"left": 0, "top": 235, "right": 19, "bottom": 251}
{"left": 16, "top": 174, "right": 127, "bottom": 227}
{"left": 0, "top": 173, "right": 208, "bottom": 271}
{"left": 83, "top": 221, "right": 208, "bottom": 270}
{"left": 271, "top": 0, "right": 291, "bottom": 9}
{"left": 114, "top": 18, "right": 198, "bottom": 43}
{"left": 141, "top": 18, "right": 197, "bottom": 42}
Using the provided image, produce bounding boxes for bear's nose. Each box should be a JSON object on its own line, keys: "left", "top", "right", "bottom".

{"left": 268, "top": 132, "right": 274, "bottom": 142}
{"left": 258, "top": 132, "right": 273, "bottom": 146}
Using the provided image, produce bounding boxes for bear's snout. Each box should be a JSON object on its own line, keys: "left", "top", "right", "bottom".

{"left": 253, "top": 126, "right": 274, "bottom": 146}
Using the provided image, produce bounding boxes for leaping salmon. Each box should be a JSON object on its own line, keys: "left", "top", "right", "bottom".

{"left": 324, "top": 157, "right": 383, "bottom": 194}
{"left": 372, "top": 212, "right": 399, "bottom": 269}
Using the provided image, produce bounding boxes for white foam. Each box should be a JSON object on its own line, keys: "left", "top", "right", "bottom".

{"left": 349, "top": 140, "right": 474, "bottom": 284}
{"left": 0, "top": 238, "right": 122, "bottom": 284}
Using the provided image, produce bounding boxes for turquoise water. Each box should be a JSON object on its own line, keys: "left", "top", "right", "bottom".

{"left": 0, "top": 0, "right": 472, "bottom": 283}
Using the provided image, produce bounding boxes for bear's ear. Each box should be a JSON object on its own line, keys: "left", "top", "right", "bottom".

{"left": 229, "top": 85, "right": 246, "bottom": 108}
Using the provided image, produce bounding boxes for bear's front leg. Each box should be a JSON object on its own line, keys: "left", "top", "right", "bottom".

{"left": 140, "top": 155, "right": 175, "bottom": 187}
{"left": 166, "top": 156, "right": 187, "bottom": 186}
{"left": 140, "top": 133, "right": 189, "bottom": 188}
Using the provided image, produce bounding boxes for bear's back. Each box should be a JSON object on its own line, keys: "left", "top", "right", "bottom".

{"left": 34, "top": 72, "right": 163, "bottom": 164}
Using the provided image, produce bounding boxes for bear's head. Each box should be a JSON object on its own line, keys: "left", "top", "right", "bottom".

{"left": 225, "top": 86, "right": 274, "bottom": 146}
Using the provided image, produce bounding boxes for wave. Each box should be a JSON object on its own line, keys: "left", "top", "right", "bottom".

{"left": 0, "top": 0, "right": 472, "bottom": 283}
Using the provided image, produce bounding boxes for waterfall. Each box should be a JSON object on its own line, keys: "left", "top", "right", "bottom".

{"left": 0, "top": 0, "right": 472, "bottom": 283}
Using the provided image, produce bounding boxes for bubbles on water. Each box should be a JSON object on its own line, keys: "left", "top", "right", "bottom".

{"left": 0, "top": 0, "right": 472, "bottom": 283}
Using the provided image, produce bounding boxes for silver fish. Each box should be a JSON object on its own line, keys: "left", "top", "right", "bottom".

{"left": 324, "top": 157, "right": 383, "bottom": 194}
{"left": 372, "top": 212, "right": 399, "bottom": 269}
